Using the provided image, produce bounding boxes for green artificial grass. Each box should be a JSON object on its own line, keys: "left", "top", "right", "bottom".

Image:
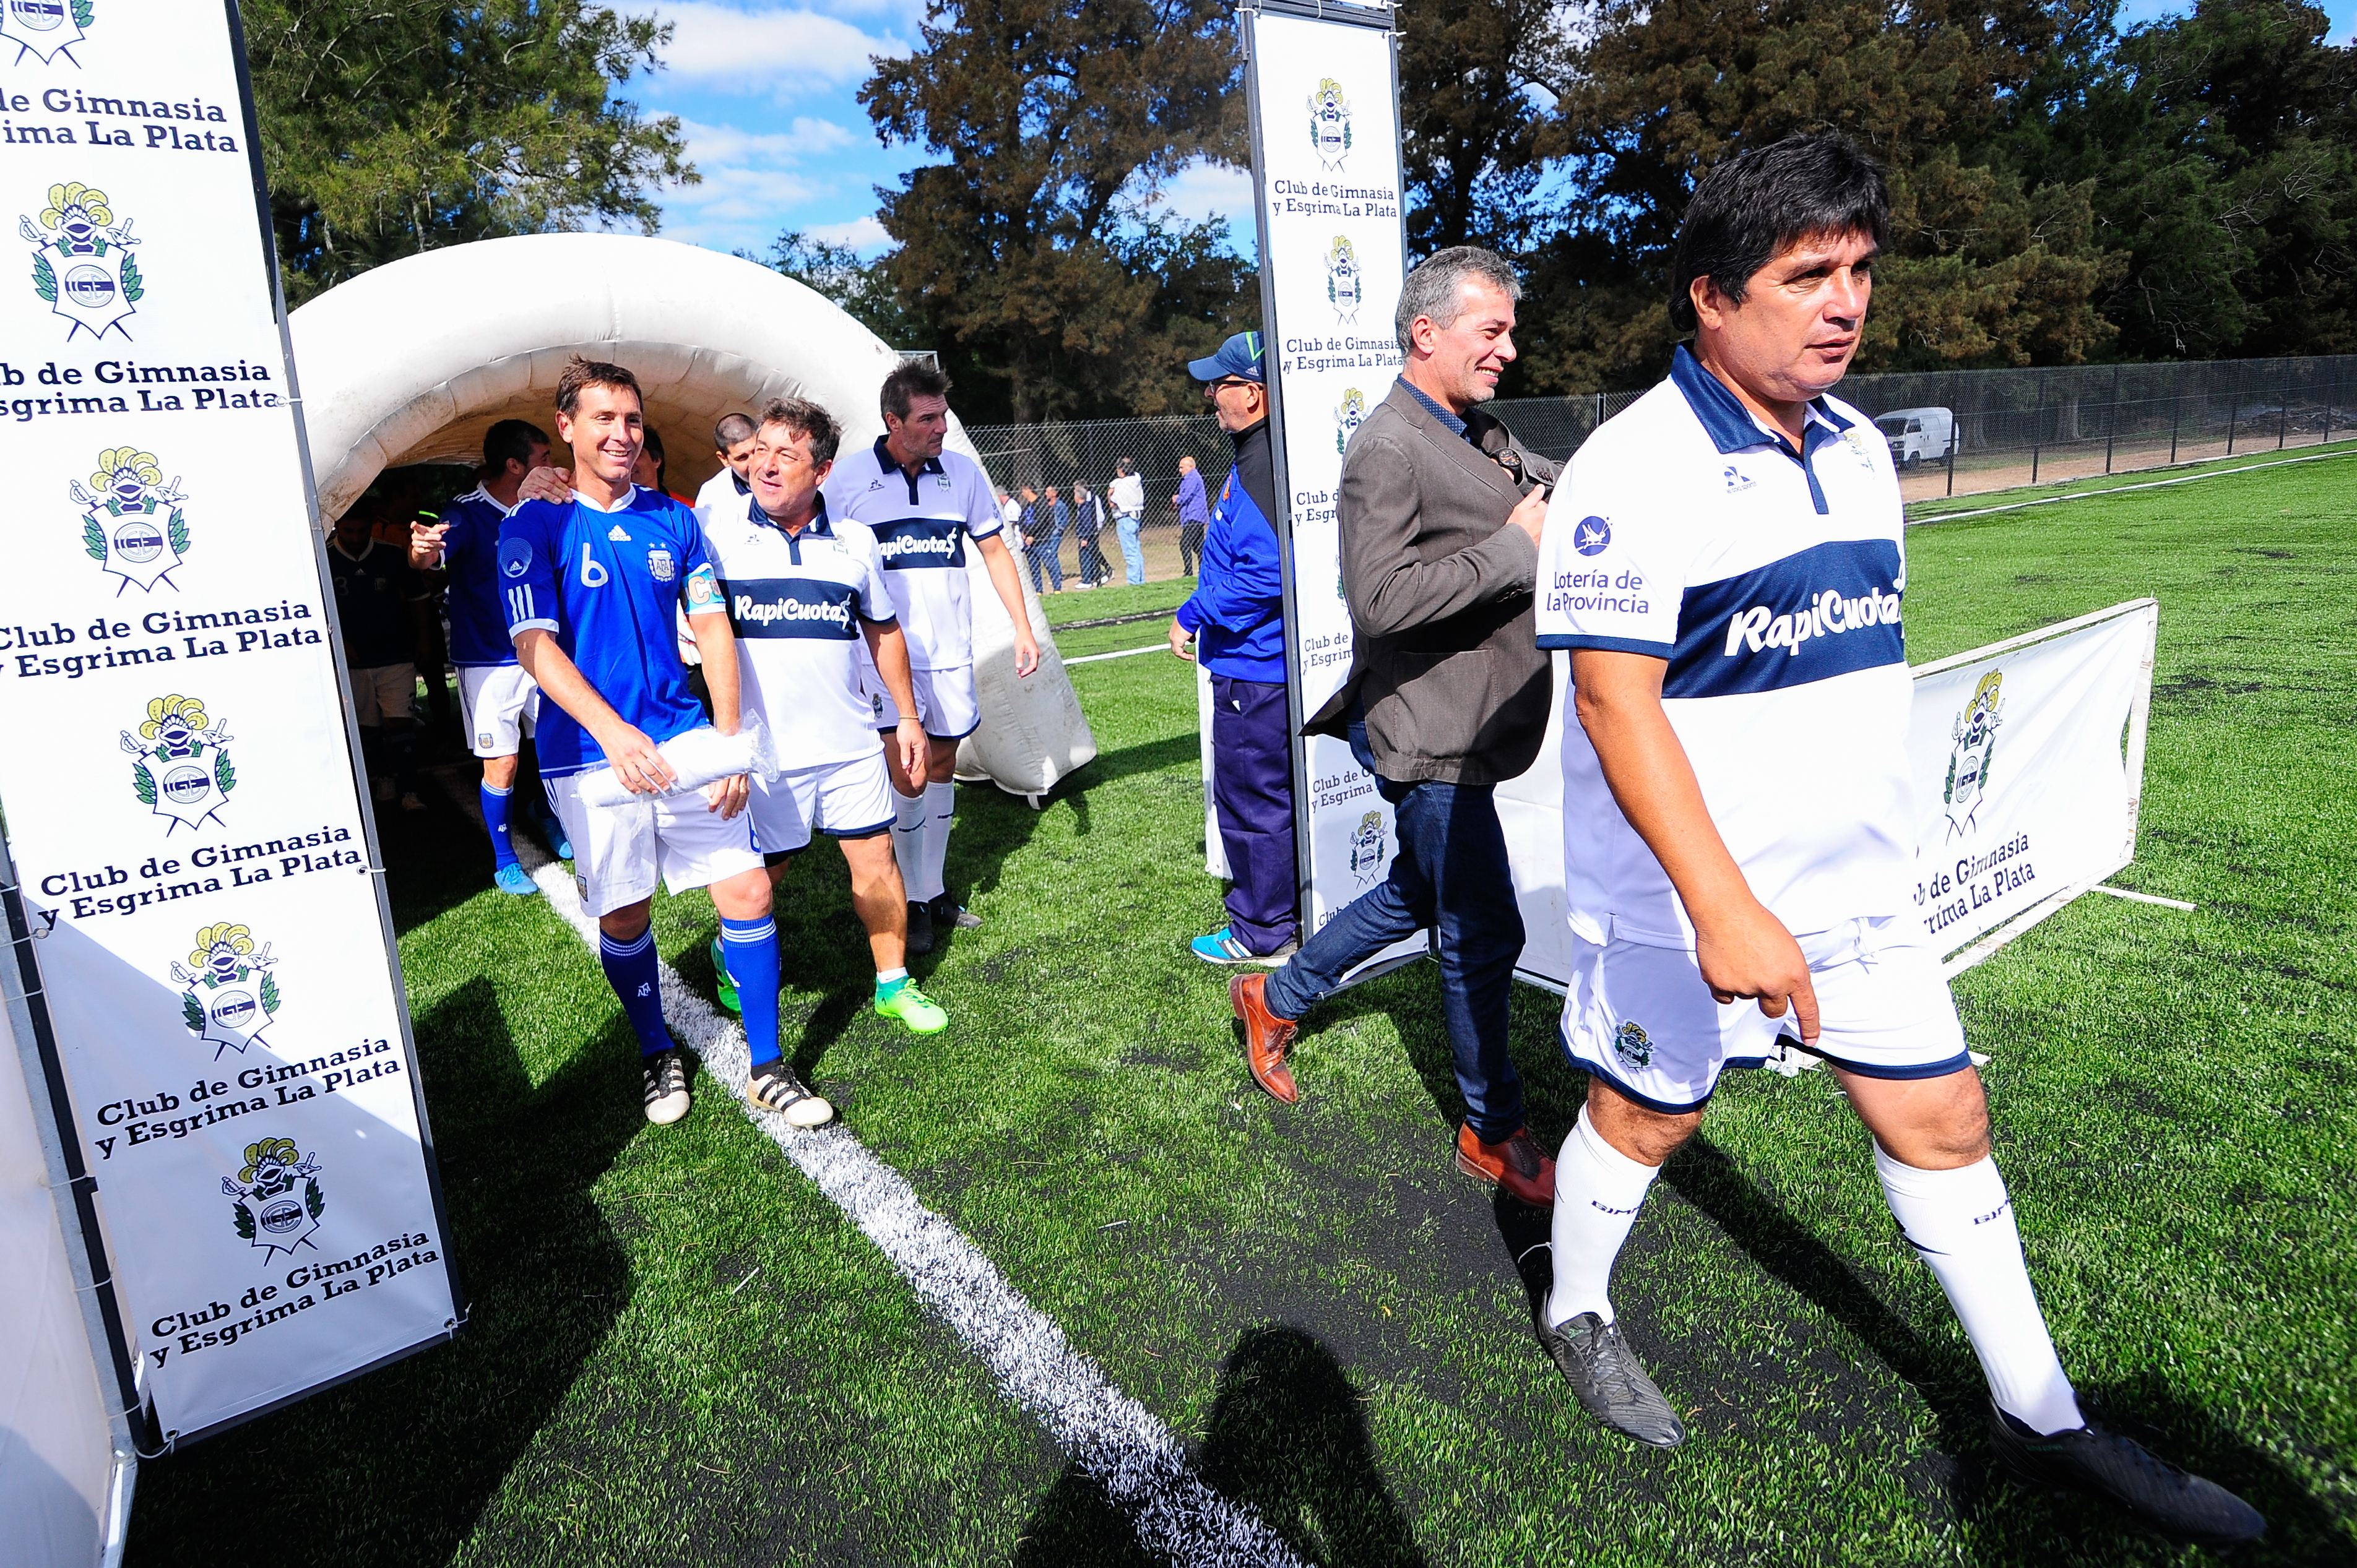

{"left": 124, "top": 460, "right": 2355, "bottom": 1565}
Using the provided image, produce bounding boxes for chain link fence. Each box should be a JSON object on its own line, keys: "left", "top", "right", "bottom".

{"left": 967, "top": 354, "right": 2357, "bottom": 585}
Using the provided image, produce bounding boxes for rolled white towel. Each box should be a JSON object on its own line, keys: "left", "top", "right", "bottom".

{"left": 576, "top": 715, "right": 781, "bottom": 809}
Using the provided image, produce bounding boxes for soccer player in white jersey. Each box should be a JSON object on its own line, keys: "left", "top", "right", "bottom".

{"left": 702, "top": 396, "right": 949, "bottom": 1036}
{"left": 692, "top": 411, "right": 758, "bottom": 527}
{"left": 1530, "top": 136, "right": 2261, "bottom": 1546}
{"left": 821, "top": 361, "right": 1039, "bottom": 955}
{"left": 502, "top": 357, "right": 831, "bottom": 1131}
{"left": 409, "top": 418, "right": 572, "bottom": 895}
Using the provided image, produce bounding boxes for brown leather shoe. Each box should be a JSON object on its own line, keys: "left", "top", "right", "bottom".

{"left": 1230, "top": 973, "right": 1300, "bottom": 1105}
{"left": 1455, "top": 1123, "right": 1555, "bottom": 1207}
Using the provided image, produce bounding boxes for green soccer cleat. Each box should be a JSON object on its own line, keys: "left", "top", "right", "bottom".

{"left": 711, "top": 936, "right": 740, "bottom": 1015}
{"left": 874, "top": 976, "right": 948, "bottom": 1034}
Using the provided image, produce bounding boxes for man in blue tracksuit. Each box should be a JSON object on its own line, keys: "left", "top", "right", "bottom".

{"left": 1172, "top": 332, "right": 1297, "bottom": 964}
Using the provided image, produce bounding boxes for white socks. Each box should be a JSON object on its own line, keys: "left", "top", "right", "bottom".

{"left": 892, "top": 788, "right": 930, "bottom": 903}
{"left": 919, "top": 780, "right": 956, "bottom": 904}
{"left": 1545, "top": 1103, "right": 1661, "bottom": 1328}
{"left": 1874, "top": 1143, "right": 2084, "bottom": 1436}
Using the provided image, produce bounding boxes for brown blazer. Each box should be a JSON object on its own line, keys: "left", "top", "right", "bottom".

{"left": 1305, "top": 380, "right": 1559, "bottom": 785}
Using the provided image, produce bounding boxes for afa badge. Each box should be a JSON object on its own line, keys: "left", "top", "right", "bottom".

{"left": 76, "top": 445, "right": 188, "bottom": 593}
{"left": 22, "top": 180, "right": 140, "bottom": 341}
{"left": 647, "top": 546, "right": 676, "bottom": 582}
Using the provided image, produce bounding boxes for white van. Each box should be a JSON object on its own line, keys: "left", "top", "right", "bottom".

{"left": 1874, "top": 407, "right": 1954, "bottom": 468}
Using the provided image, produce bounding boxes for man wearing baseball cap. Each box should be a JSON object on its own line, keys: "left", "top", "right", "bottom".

{"left": 1172, "top": 331, "right": 1298, "bottom": 965}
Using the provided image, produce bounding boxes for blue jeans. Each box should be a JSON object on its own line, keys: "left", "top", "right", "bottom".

{"left": 1026, "top": 524, "right": 1064, "bottom": 592}
{"left": 1263, "top": 715, "right": 1528, "bottom": 1140}
{"left": 1115, "top": 513, "right": 1144, "bottom": 584}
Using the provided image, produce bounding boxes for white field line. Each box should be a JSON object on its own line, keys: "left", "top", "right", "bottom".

{"left": 1063, "top": 643, "right": 1172, "bottom": 665}
{"left": 2091, "top": 883, "right": 2199, "bottom": 911}
{"left": 487, "top": 816, "right": 1305, "bottom": 1568}
{"left": 1906, "top": 442, "right": 2356, "bottom": 525}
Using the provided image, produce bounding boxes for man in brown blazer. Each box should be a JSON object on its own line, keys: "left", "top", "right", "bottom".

{"left": 1231, "top": 246, "right": 1559, "bottom": 1207}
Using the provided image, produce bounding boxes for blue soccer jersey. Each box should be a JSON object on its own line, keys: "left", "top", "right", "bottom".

{"left": 439, "top": 485, "right": 521, "bottom": 667}
{"left": 499, "top": 485, "right": 723, "bottom": 778}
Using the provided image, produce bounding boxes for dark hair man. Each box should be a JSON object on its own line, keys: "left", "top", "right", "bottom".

{"left": 1230, "top": 247, "right": 1559, "bottom": 1209}
{"left": 702, "top": 397, "right": 949, "bottom": 1041}
{"left": 820, "top": 361, "right": 1040, "bottom": 954}
{"left": 1529, "top": 133, "right": 2260, "bottom": 1546}
{"left": 694, "top": 411, "right": 760, "bottom": 527}
{"left": 409, "top": 418, "right": 571, "bottom": 892}
{"left": 1171, "top": 331, "right": 1295, "bottom": 966}
{"left": 501, "top": 356, "right": 828, "bottom": 1131}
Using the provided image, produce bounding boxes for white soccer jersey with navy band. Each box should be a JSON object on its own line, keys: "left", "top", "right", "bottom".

{"left": 699, "top": 494, "right": 898, "bottom": 770}
{"left": 819, "top": 436, "right": 1003, "bottom": 671}
{"left": 498, "top": 485, "right": 722, "bottom": 778}
{"left": 1536, "top": 346, "right": 1916, "bottom": 947}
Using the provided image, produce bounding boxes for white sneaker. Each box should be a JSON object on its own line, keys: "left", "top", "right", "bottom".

{"left": 642, "top": 1048, "right": 692, "bottom": 1125}
{"left": 748, "top": 1062, "right": 834, "bottom": 1128}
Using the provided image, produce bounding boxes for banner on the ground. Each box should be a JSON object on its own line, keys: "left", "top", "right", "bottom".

{"left": 1242, "top": 0, "right": 1414, "bottom": 949}
{"left": 0, "top": 0, "right": 460, "bottom": 1446}
{"left": 1495, "top": 599, "right": 2161, "bottom": 987}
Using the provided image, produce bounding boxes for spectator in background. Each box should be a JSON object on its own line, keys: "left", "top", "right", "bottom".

{"left": 694, "top": 412, "right": 760, "bottom": 527}
{"left": 1172, "top": 331, "right": 1295, "bottom": 965}
{"left": 998, "top": 488, "right": 1023, "bottom": 538}
{"left": 329, "top": 499, "right": 428, "bottom": 812}
{"left": 1175, "top": 455, "right": 1211, "bottom": 577}
{"left": 1108, "top": 458, "right": 1146, "bottom": 585}
{"left": 634, "top": 426, "right": 694, "bottom": 505}
{"left": 1071, "top": 481, "right": 1108, "bottom": 588}
{"left": 1024, "top": 484, "right": 1065, "bottom": 594}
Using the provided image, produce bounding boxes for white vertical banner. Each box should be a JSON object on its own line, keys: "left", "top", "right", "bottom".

{"left": 1241, "top": 0, "right": 1411, "bottom": 939}
{"left": 1497, "top": 600, "right": 2161, "bottom": 989}
{"left": 0, "top": 0, "right": 461, "bottom": 1445}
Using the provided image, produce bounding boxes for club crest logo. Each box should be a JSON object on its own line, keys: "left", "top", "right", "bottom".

{"left": 222, "top": 1137, "right": 324, "bottom": 1260}
{"left": 76, "top": 446, "right": 188, "bottom": 593}
{"left": 1324, "top": 235, "right": 1362, "bottom": 322}
{"left": 1306, "top": 78, "right": 1351, "bottom": 170}
{"left": 646, "top": 545, "right": 675, "bottom": 582}
{"left": 1348, "top": 809, "right": 1386, "bottom": 882}
{"left": 121, "top": 693, "right": 236, "bottom": 832}
{"left": 1334, "top": 387, "right": 1367, "bottom": 455}
{"left": 22, "top": 181, "right": 140, "bottom": 340}
{"left": 1, "top": 0, "right": 92, "bottom": 66}
{"left": 1612, "top": 1020, "right": 1653, "bottom": 1070}
{"left": 173, "top": 921, "right": 279, "bottom": 1058}
{"left": 1942, "top": 670, "right": 2005, "bottom": 838}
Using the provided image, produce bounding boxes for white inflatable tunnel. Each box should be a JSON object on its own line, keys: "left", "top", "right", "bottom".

{"left": 287, "top": 233, "right": 1095, "bottom": 796}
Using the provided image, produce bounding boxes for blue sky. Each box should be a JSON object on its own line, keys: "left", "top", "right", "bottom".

{"left": 631, "top": 0, "right": 2357, "bottom": 263}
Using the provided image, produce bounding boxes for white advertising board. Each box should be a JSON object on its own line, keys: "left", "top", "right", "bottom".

{"left": 1497, "top": 600, "right": 2161, "bottom": 988}
{"left": 1242, "top": 0, "right": 1411, "bottom": 942}
{"left": 0, "top": 0, "right": 461, "bottom": 1447}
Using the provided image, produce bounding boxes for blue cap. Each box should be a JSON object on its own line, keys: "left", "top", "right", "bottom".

{"left": 1188, "top": 330, "right": 1266, "bottom": 384}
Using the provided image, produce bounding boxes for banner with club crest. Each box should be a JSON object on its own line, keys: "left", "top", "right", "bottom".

{"left": 1495, "top": 599, "right": 2162, "bottom": 991}
{"left": 0, "top": 0, "right": 460, "bottom": 1446}
{"left": 1240, "top": 0, "right": 1417, "bottom": 957}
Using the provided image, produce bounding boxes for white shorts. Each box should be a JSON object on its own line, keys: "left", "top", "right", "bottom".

{"left": 543, "top": 768, "right": 764, "bottom": 917}
{"left": 750, "top": 751, "right": 896, "bottom": 858}
{"left": 458, "top": 664, "right": 539, "bottom": 757}
{"left": 1559, "top": 916, "right": 1970, "bottom": 1114}
{"left": 865, "top": 663, "right": 980, "bottom": 741}
{"left": 348, "top": 663, "right": 417, "bottom": 726}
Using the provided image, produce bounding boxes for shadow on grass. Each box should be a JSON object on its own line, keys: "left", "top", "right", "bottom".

{"left": 1013, "top": 1326, "right": 1425, "bottom": 1567}
{"left": 124, "top": 976, "right": 639, "bottom": 1567}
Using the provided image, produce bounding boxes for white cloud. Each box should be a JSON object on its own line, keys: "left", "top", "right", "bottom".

{"left": 651, "top": 2, "right": 906, "bottom": 92}
{"left": 805, "top": 215, "right": 891, "bottom": 251}
{"left": 1141, "top": 158, "right": 1258, "bottom": 247}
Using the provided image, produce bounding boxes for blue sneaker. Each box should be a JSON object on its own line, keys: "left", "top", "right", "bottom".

{"left": 1190, "top": 927, "right": 1297, "bottom": 967}
{"left": 541, "top": 818, "right": 573, "bottom": 861}
{"left": 494, "top": 861, "right": 539, "bottom": 897}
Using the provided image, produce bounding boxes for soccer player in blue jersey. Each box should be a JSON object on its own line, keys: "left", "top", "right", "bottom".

{"left": 502, "top": 356, "right": 830, "bottom": 1130}
{"left": 1530, "top": 136, "right": 2260, "bottom": 1546}
{"left": 821, "top": 361, "right": 1039, "bottom": 955}
{"left": 410, "top": 419, "right": 572, "bottom": 894}
{"left": 701, "top": 396, "right": 948, "bottom": 1036}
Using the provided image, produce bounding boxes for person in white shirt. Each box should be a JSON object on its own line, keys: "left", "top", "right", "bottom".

{"left": 1526, "top": 132, "right": 2262, "bottom": 1550}
{"left": 821, "top": 361, "right": 1039, "bottom": 955}
{"left": 1107, "top": 458, "right": 1146, "bottom": 585}
{"left": 693, "top": 412, "right": 759, "bottom": 527}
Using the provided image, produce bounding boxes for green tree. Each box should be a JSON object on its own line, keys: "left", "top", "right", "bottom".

{"left": 743, "top": 230, "right": 927, "bottom": 351}
{"left": 861, "top": 0, "right": 1256, "bottom": 422}
{"left": 246, "top": 0, "right": 694, "bottom": 303}
{"left": 1398, "top": 0, "right": 1557, "bottom": 256}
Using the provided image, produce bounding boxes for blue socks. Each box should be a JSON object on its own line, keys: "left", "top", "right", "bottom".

{"left": 720, "top": 915, "right": 783, "bottom": 1067}
{"left": 482, "top": 782, "right": 517, "bottom": 870}
{"left": 597, "top": 930, "right": 671, "bottom": 1057}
